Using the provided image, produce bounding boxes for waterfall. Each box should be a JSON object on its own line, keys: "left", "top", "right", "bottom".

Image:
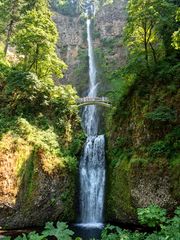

{"left": 79, "top": 19, "right": 106, "bottom": 227}
{"left": 82, "top": 19, "right": 98, "bottom": 136}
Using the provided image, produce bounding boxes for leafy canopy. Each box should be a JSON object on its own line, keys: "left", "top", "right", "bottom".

{"left": 125, "top": 0, "right": 178, "bottom": 67}
{"left": 13, "top": 0, "right": 66, "bottom": 80}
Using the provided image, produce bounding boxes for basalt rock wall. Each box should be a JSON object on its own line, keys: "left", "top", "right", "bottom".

{"left": 53, "top": 0, "right": 128, "bottom": 96}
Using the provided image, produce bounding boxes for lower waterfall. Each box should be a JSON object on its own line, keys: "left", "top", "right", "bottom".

{"left": 79, "top": 135, "right": 105, "bottom": 226}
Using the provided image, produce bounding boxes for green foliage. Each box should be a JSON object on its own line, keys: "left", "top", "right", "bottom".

{"left": 172, "top": 28, "right": 180, "bottom": 50}
{"left": 51, "top": 0, "right": 83, "bottom": 16}
{"left": 1, "top": 237, "right": 11, "bottom": 240}
{"left": 0, "top": 0, "right": 25, "bottom": 54}
{"left": 172, "top": 8, "right": 180, "bottom": 50}
{"left": 4, "top": 70, "right": 50, "bottom": 114}
{"left": 101, "top": 224, "right": 145, "bottom": 240}
{"left": 110, "top": 69, "right": 135, "bottom": 104}
{"left": 145, "top": 207, "right": 180, "bottom": 239}
{"left": 42, "top": 222, "right": 74, "bottom": 240}
{"left": 107, "top": 0, "right": 179, "bottom": 119}
{"left": 2, "top": 232, "right": 44, "bottom": 240}
{"left": 125, "top": 0, "right": 177, "bottom": 67}
{"left": 137, "top": 205, "right": 167, "bottom": 227}
{"left": 13, "top": 1, "right": 66, "bottom": 79}
{"left": 145, "top": 106, "right": 177, "bottom": 122}
{"left": 148, "top": 141, "right": 168, "bottom": 158}
{"left": 148, "top": 127, "right": 180, "bottom": 158}
{"left": 0, "top": 0, "right": 83, "bottom": 163}
{"left": 2, "top": 210, "right": 180, "bottom": 240}
{"left": 0, "top": 66, "right": 82, "bottom": 174}
{"left": 2, "top": 222, "right": 75, "bottom": 240}
{"left": 102, "top": 206, "right": 180, "bottom": 239}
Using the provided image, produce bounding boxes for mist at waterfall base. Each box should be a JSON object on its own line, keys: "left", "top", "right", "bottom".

{"left": 72, "top": 18, "right": 106, "bottom": 240}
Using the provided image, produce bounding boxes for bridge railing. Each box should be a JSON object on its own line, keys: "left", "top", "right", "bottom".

{"left": 76, "top": 97, "right": 110, "bottom": 104}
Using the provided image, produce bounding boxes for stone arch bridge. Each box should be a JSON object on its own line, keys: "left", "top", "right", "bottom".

{"left": 76, "top": 97, "right": 111, "bottom": 107}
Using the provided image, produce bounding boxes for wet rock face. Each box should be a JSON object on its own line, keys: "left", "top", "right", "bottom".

{"left": 53, "top": 0, "right": 128, "bottom": 95}
{"left": 55, "top": 15, "right": 83, "bottom": 46}
{"left": 53, "top": 12, "right": 86, "bottom": 93}
{"left": 106, "top": 159, "right": 179, "bottom": 224}
{"left": 0, "top": 135, "right": 75, "bottom": 229}
{"left": 130, "top": 161, "right": 177, "bottom": 208}
{"left": 95, "top": 0, "right": 128, "bottom": 39}
{"left": 93, "top": 0, "right": 128, "bottom": 95}
{"left": 106, "top": 78, "right": 180, "bottom": 224}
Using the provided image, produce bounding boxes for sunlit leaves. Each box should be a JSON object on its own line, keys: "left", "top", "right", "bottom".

{"left": 125, "top": 0, "right": 177, "bottom": 66}
{"left": 13, "top": 0, "right": 67, "bottom": 79}
{"left": 172, "top": 8, "right": 180, "bottom": 50}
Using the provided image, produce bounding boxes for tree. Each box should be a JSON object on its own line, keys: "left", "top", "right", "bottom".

{"left": 13, "top": 0, "right": 66, "bottom": 81}
{"left": 124, "top": 0, "right": 177, "bottom": 68}
{"left": 0, "top": 0, "right": 25, "bottom": 55}
{"left": 172, "top": 8, "right": 180, "bottom": 50}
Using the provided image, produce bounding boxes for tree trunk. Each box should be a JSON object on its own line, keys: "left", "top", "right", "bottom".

{"left": 144, "top": 27, "right": 149, "bottom": 68}
{"left": 4, "top": 20, "right": 14, "bottom": 56}
{"left": 4, "top": 0, "right": 19, "bottom": 56}
{"left": 149, "top": 42, "right": 157, "bottom": 64}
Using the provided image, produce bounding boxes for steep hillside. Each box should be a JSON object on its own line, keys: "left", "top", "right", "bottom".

{"left": 0, "top": 0, "right": 84, "bottom": 228}
{"left": 104, "top": 0, "right": 180, "bottom": 224}
{"left": 106, "top": 63, "right": 180, "bottom": 224}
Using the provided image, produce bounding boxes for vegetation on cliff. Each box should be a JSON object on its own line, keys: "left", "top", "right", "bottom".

{"left": 0, "top": 0, "right": 84, "bottom": 173}
{"left": 106, "top": 0, "right": 180, "bottom": 223}
{"left": 0, "top": 0, "right": 84, "bottom": 228}
{"left": 51, "top": 0, "right": 114, "bottom": 16}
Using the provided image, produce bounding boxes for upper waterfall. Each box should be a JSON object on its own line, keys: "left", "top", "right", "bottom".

{"left": 82, "top": 19, "right": 99, "bottom": 136}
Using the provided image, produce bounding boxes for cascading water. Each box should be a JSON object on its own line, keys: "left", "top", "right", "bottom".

{"left": 82, "top": 19, "right": 98, "bottom": 136}
{"left": 79, "top": 18, "right": 106, "bottom": 228}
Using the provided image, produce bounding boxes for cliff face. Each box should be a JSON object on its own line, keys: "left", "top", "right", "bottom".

{"left": 0, "top": 133, "right": 76, "bottom": 229}
{"left": 93, "top": 0, "right": 128, "bottom": 95}
{"left": 106, "top": 77, "right": 180, "bottom": 224}
{"left": 53, "top": 12, "right": 86, "bottom": 93}
{"left": 53, "top": 0, "right": 128, "bottom": 96}
{"left": 94, "top": 0, "right": 127, "bottom": 64}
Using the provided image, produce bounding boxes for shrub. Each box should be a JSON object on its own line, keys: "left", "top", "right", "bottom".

{"left": 101, "top": 224, "right": 145, "bottom": 240}
{"left": 145, "top": 106, "right": 177, "bottom": 122}
{"left": 42, "top": 222, "right": 74, "bottom": 240}
{"left": 148, "top": 140, "right": 168, "bottom": 157}
{"left": 148, "top": 127, "right": 180, "bottom": 158}
{"left": 137, "top": 204, "right": 167, "bottom": 227}
{"left": 2, "top": 222, "right": 75, "bottom": 240}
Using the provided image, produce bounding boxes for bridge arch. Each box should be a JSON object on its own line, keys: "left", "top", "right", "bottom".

{"left": 76, "top": 97, "right": 111, "bottom": 108}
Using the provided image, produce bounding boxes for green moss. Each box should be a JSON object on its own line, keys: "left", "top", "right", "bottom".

{"left": 170, "top": 155, "right": 180, "bottom": 201}
{"left": 107, "top": 158, "right": 136, "bottom": 221}
{"left": 60, "top": 177, "right": 76, "bottom": 221}
{"left": 73, "top": 48, "right": 89, "bottom": 95}
{"left": 19, "top": 149, "right": 39, "bottom": 203}
{"left": 145, "top": 105, "right": 177, "bottom": 122}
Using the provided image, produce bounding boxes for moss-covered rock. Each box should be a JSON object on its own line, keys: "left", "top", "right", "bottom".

{"left": 106, "top": 158, "right": 136, "bottom": 223}
{"left": 106, "top": 76, "right": 180, "bottom": 224}
{"left": 0, "top": 132, "right": 78, "bottom": 229}
{"left": 106, "top": 156, "right": 180, "bottom": 224}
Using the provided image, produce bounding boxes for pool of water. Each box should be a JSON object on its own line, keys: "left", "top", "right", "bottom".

{"left": 70, "top": 224, "right": 103, "bottom": 240}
